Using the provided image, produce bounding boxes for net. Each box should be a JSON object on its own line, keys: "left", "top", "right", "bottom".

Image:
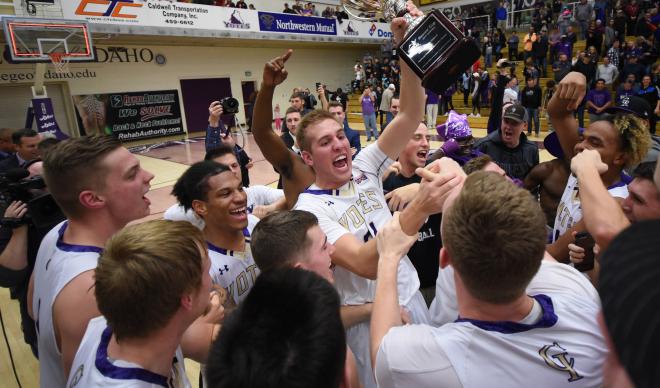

{"left": 48, "top": 52, "right": 70, "bottom": 74}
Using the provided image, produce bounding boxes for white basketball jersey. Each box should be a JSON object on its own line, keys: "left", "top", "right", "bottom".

{"left": 294, "top": 143, "right": 420, "bottom": 307}
{"left": 207, "top": 215, "right": 260, "bottom": 305}
{"left": 67, "top": 317, "right": 191, "bottom": 388}
{"left": 552, "top": 173, "right": 630, "bottom": 242}
{"left": 164, "top": 186, "right": 284, "bottom": 229}
{"left": 32, "top": 221, "right": 103, "bottom": 388}
{"left": 432, "top": 292, "right": 606, "bottom": 388}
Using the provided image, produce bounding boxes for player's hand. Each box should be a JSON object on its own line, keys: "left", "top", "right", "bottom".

{"left": 4, "top": 201, "right": 27, "bottom": 219}
{"left": 571, "top": 149, "right": 608, "bottom": 175}
{"left": 567, "top": 242, "right": 585, "bottom": 265}
{"left": 385, "top": 183, "right": 419, "bottom": 212}
{"left": 246, "top": 160, "right": 254, "bottom": 169}
{"left": 376, "top": 212, "right": 418, "bottom": 260}
{"left": 399, "top": 306, "right": 411, "bottom": 325}
{"left": 391, "top": 1, "right": 422, "bottom": 44}
{"left": 252, "top": 204, "right": 276, "bottom": 219}
{"left": 202, "top": 287, "right": 226, "bottom": 324}
{"left": 263, "top": 50, "right": 292, "bottom": 88}
{"left": 556, "top": 72, "right": 587, "bottom": 111}
{"left": 412, "top": 160, "right": 463, "bottom": 215}
{"left": 386, "top": 161, "right": 402, "bottom": 177}
{"left": 317, "top": 85, "right": 325, "bottom": 98}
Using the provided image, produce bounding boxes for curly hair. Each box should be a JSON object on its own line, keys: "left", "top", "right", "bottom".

{"left": 613, "top": 114, "right": 652, "bottom": 168}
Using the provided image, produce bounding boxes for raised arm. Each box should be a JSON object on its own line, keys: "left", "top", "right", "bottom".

{"left": 571, "top": 149, "right": 630, "bottom": 249}
{"left": 547, "top": 71, "right": 587, "bottom": 161}
{"left": 252, "top": 50, "right": 300, "bottom": 175}
{"left": 377, "top": 4, "right": 426, "bottom": 160}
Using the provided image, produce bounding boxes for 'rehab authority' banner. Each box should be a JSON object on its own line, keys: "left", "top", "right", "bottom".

{"left": 73, "top": 89, "right": 184, "bottom": 141}
{"left": 60, "top": 0, "right": 390, "bottom": 40}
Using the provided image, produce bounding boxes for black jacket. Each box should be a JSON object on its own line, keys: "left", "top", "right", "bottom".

{"left": 474, "top": 130, "right": 539, "bottom": 180}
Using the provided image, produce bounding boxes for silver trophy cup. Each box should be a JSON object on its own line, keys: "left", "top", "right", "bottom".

{"left": 341, "top": 0, "right": 480, "bottom": 94}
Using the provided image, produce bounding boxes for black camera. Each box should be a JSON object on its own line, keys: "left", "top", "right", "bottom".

{"left": 220, "top": 97, "right": 240, "bottom": 115}
{"left": 0, "top": 168, "right": 65, "bottom": 229}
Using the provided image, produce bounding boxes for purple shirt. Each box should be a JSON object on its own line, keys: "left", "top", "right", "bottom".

{"left": 426, "top": 89, "right": 440, "bottom": 104}
{"left": 558, "top": 42, "right": 573, "bottom": 57}
{"left": 586, "top": 89, "right": 611, "bottom": 114}
{"left": 361, "top": 95, "right": 375, "bottom": 115}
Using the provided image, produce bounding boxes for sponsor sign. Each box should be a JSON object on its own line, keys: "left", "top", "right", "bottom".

{"left": 258, "top": 12, "right": 336, "bottom": 35}
{"left": 73, "top": 89, "right": 184, "bottom": 141}
{"left": 28, "top": 98, "right": 69, "bottom": 140}
{"left": 337, "top": 20, "right": 391, "bottom": 39}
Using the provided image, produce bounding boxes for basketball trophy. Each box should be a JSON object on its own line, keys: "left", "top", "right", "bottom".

{"left": 342, "top": 0, "right": 480, "bottom": 94}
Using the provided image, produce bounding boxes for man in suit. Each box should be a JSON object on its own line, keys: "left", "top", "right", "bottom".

{"left": 280, "top": 107, "right": 301, "bottom": 151}
{"left": 0, "top": 128, "right": 41, "bottom": 172}
{"left": 0, "top": 128, "right": 16, "bottom": 162}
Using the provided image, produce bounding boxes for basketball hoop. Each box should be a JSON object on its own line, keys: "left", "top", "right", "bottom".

{"left": 48, "top": 52, "right": 70, "bottom": 74}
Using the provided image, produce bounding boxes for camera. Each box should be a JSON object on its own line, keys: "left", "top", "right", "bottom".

{"left": 0, "top": 168, "right": 65, "bottom": 229}
{"left": 220, "top": 97, "right": 240, "bottom": 115}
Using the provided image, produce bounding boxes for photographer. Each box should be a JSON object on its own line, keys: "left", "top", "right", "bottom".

{"left": 0, "top": 160, "right": 65, "bottom": 356}
{"left": 206, "top": 100, "right": 253, "bottom": 187}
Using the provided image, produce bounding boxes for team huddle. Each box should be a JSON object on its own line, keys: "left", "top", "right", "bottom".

{"left": 10, "top": 7, "right": 660, "bottom": 388}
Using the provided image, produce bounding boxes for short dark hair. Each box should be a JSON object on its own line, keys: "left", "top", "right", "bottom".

{"left": 43, "top": 135, "right": 122, "bottom": 219}
{"left": 206, "top": 268, "right": 345, "bottom": 388}
{"left": 328, "top": 101, "right": 343, "bottom": 110}
{"left": 171, "top": 161, "right": 231, "bottom": 212}
{"left": 285, "top": 107, "right": 301, "bottom": 117}
{"left": 204, "top": 144, "right": 235, "bottom": 161}
{"left": 463, "top": 155, "right": 494, "bottom": 174}
{"left": 290, "top": 92, "right": 306, "bottom": 102}
{"left": 12, "top": 128, "right": 39, "bottom": 145}
{"left": 442, "top": 172, "right": 547, "bottom": 303}
{"left": 251, "top": 210, "right": 319, "bottom": 272}
{"left": 632, "top": 161, "right": 657, "bottom": 180}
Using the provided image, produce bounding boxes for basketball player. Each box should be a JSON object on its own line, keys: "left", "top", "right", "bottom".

{"left": 373, "top": 172, "right": 607, "bottom": 387}
{"left": 546, "top": 71, "right": 651, "bottom": 262}
{"left": 172, "top": 161, "right": 259, "bottom": 306}
{"left": 292, "top": 5, "right": 464, "bottom": 387}
{"left": 67, "top": 220, "right": 213, "bottom": 387}
{"left": 28, "top": 136, "right": 154, "bottom": 387}
{"left": 164, "top": 144, "right": 285, "bottom": 228}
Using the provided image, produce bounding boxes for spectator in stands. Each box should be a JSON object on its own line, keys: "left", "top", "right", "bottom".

{"left": 290, "top": 91, "right": 312, "bottom": 116}
{"left": 534, "top": 29, "right": 549, "bottom": 77}
{"left": 637, "top": 75, "right": 659, "bottom": 134}
{"left": 616, "top": 76, "right": 640, "bottom": 103}
{"left": 575, "top": 0, "right": 593, "bottom": 39}
{"left": 508, "top": 30, "right": 519, "bottom": 61}
{"left": 586, "top": 79, "right": 613, "bottom": 123}
{"left": 624, "top": 0, "right": 640, "bottom": 36}
{"left": 586, "top": 20, "right": 604, "bottom": 56}
{"left": 586, "top": 45, "right": 600, "bottom": 63}
{"left": 596, "top": 55, "right": 619, "bottom": 88}
{"left": 521, "top": 77, "right": 543, "bottom": 136}
{"left": 235, "top": 0, "right": 246, "bottom": 9}
{"left": 470, "top": 72, "right": 482, "bottom": 117}
{"left": 613, "top": 9, "right": 627, "bottom": 39}
{"left": 557, "top": 6, "right": 572, "bottom": 35}
{"left": 292, "top": 0, "right": 303, "bottom": 15}
{"left": 553, "top": 52, "right": 572, "bottom": 83}
{"left": 548, "top": 27, "right": 561, "bottom": 63}
{"left": 607, "top": 39, "right": 622, "bottom": 69}
{"left": 474, "top": 103, "right": 539, "bottom": 180}
{"left": 566, "top": 25, "right": 578, "bottom": 48}
{"left": 503, "top": 76, "right": 519, "bottom": 105}
{"left": 425, "top": 89, "right": 439, "bottom": 128}
{"left": 604, "top": 19, "right": 617, "bottom": 49}
{"left": 523, "top": 58, "right": 540, "bottom": 82}
{"left": 322, "top": 6, "right": 334, "bottom": 18}
{"left": 495, "top": 2, "right": 507, "bottom": 30}
{"left": 572, "top": 52, "right": 597, "bottom": 88}
{"left": 361, "top": 86, "right": 378, "bottom": 141}
{"left": 282, "top": 3, "right": 296, "bottom": 14}
{"left": 494, "top": 28, "right": 506, "bottom": 61}
{"left": 557, "top": 34, "right": 573, "bottom": 59}
{"left": 621, "top": 54, "right": 646, "bottom": 84}
{"left": 523, "top": 27, "right": 537, "bottom": 62}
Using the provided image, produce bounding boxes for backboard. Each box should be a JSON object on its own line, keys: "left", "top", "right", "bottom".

{"left": 2, "top": 17, "right": 95, "bottom": 63}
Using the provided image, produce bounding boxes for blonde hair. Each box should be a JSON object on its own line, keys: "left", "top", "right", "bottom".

{"left": 295, "top": 109, "right": 340, "bottom": 153}
{"left": 614, "top": 114, "right": 652, "bottom": 168}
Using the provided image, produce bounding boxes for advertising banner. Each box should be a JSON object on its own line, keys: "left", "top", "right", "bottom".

{"left": 61, "top": 0, "right": 260, "bottom": 32}
{"left": 27, "top": 98, "right": 69, "bottom": 140}
{"left": 257, "top": 11, "right": 336, "bottom": 35}
{"left": 60, "top": 1, "right": 390, "bottom": 40}
{"left": 73, "top": 89, "right": 184, "bottom": 141}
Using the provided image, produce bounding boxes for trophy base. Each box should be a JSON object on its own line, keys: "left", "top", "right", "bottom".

{"left": 397, "top": 10, "right": 481, "bottom": 95}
